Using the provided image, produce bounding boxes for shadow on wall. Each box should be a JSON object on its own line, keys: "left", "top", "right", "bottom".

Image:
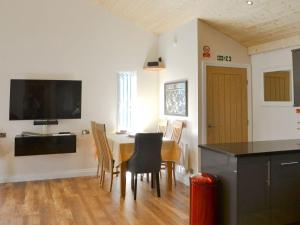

{"left": 143, "top": 42, "right": 159, "bottom": 67}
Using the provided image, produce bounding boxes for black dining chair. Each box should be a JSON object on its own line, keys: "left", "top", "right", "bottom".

{"left": 127, "top": 133, "right": 163, "bottom": 200}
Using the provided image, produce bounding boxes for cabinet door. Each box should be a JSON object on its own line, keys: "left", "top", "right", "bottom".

{"left": 201, "top": 149, "right": 237, "bottom": 225}
{"left": 237, "top": 156, "right": 270, "bottom": 225}
{"left": 271, "top": 153, "right": 300, "bottom": 225}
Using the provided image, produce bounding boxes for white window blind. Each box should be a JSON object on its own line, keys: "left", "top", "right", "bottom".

{"left": 117, "top": 72, "right": 137, "bottom": 131}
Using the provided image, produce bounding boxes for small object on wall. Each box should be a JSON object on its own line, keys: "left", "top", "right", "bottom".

{"left": 144, "top": 57, "right": 165, "bottom": 72}
{"left": 203, "top": 46, "right": 211, "bottom": 58}
{"left": 217, "top": 55, "right": 232, "bottom": 62}
{"left": 164, "top": 80, "right": 188, "bottom": 116}
{"left": 82, "top": 129, "right": 90, "bottom": 135}
{"left": 147, "top": 61, "right": 159, "bottom": 67}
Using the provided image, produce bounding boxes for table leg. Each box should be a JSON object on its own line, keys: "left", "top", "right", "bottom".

{"left": 166, "top": 161, "right": 173, "bottom": 191}
{"left": 120, "top": 162, "right": 127, "bottom": 198}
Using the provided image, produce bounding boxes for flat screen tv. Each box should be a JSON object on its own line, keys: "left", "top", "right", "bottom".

{"left": 9, "top": 79, "right": 82, "bottom": 120}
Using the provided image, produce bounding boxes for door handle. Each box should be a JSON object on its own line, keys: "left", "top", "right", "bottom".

{"left": 280, "top": 161, "right": 299, "bottom": 166}
{"left": 207, "top": 124, "right": 216, "bottom": 128}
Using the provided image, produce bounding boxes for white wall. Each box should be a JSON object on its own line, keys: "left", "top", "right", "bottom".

{"left": 158, "top": 19, "right": 199, "bottom": 176}
{"left": 251, "top": 47, "right": 299, "bottom": 141}
{"left": 198, "top": 21, "right": 250, "bottom": 64}
{"left": 0, "top": 0, "right": 159, "bottom": 182}
{"left": 198, "top": 20, "right": 251, "bottom": 143}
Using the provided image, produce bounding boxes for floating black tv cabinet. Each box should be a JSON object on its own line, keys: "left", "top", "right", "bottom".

{"left": 15, "top": 133, "right": 76, "bottom": 156}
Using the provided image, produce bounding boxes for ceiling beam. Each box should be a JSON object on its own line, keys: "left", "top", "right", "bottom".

{"left": 248, "top": 35, "right": 300, "bottom": 55}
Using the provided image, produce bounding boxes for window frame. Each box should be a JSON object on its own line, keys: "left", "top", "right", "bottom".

{"left": 260, "top": 66, "right": 293, "bottom": 107}
{"left": 117, "top": 71, "right": 137, "bottom": 132}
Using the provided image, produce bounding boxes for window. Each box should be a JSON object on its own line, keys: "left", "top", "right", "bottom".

{"left": 117, "top": 72, "right": 137, "bottom": 131}
{"left": 263, "top": 70, "right": 291, "bottom": 102}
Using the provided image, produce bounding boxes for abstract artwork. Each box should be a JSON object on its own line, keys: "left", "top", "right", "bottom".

{"left": 164, "top": 80, "right": 188, "bottom": 116}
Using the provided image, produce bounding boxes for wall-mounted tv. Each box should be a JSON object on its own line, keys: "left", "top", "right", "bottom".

{"left": 9, "top": 79, "right": 82, "bottom": 120}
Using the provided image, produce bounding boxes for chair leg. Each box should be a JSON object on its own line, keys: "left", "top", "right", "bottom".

{"left": 101, "top": 170, "right": 105, "bottom": 187}
{"left": 173, "top": 162, "right": 177, "bottom": 186}
{"left": 116, "top": 166, "right": 119, "bottom": 177}
{"left": 134, "top": 173, "right": 138, "bottom": 200}
{"left": 146, "top": 173, "right": 149, "bottom": 182}
{"left": 99, "top": 164, "right": 104, "bottom": 185}
{"left": 156, "top": 173, "right": 161, "bottom": 198}
{"left": 151, "top": 173, "right": 154, "bottom": 189}
{"left": 131, "top": 173, "right": 134, "bottom": 191}
{"left": 99, "top": 170, "right": 103, "bottom": 185}
{"left": 100, "top": 170, "right": 104, "bottom": 187}
{"left": 140, "top": 174, "right": 144, "bottom": 181}
{"left": 109, "top": 170, "right": 114, "bottom": 192}
{"left": 97, "top": 162, "right": 100, "bottom": 176}
{"left": 99, "top": 166, "right": 102, "bottom": 184}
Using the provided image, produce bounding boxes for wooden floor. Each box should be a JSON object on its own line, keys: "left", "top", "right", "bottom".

{"left": 0, "top": 173, "right": 189, "bottom": 225}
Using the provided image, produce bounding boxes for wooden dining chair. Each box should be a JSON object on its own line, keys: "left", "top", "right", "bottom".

{"left": 170, "top": 120, "right": 184, "bottom": 144}
{"left": 90, "top": 121, "right": 106, "bottom": 178}
{"left": 95, "top": 128, "right": 119, "bottom": 192}
{"left": 157, "top": 119, "right": 168, "bottom": 137}
{"left": 127, "top": 133, "right": 163, "bottom": 200}
{"left": 168, "top": 120, "right": 184, "bottom": 186}
{"left": 141, "top": 119, "right": 168, "bottom": 182}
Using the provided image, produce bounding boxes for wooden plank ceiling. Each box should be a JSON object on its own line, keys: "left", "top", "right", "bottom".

{"left": 96, "top": 0, "right": 300, "bottom": 47}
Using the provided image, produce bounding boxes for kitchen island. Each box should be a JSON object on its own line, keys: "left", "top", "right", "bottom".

{"left": 199, "top": 139, "right": 300, "bottom": 225}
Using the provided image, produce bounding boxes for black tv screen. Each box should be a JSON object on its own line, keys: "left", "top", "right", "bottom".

{"left": 9, "top": 79, "right": 82, "bottom": 120}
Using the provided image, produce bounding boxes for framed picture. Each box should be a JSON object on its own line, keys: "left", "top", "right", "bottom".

{"left": 164, "top": 80, "right": 188, "bottom": 116}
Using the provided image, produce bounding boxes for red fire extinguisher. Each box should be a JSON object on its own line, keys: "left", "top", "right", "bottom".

{"left": 190, "top": 173, "right": 219, "bottom": 225}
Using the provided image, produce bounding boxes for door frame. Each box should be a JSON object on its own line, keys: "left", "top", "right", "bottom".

{"left": 201, "top": 61, "right": 253, "bottom": 144}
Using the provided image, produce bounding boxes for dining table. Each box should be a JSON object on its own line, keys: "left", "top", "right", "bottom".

{"left": 107, "top": 133, "right": 181, "bottom": 198}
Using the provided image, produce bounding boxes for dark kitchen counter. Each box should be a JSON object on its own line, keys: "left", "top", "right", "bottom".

{"left": 199, "top": 139, "right": 300, "bottom": 157}
{"left": 200, "top": 139, "right": 300, "bottom": 225}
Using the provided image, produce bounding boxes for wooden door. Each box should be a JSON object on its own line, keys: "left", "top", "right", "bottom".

{"left": 206, "top": 66, "right": 248, "bottom": 144}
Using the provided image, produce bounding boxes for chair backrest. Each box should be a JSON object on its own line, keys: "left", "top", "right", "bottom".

{"left": 170, "top": 120, "right": 184, "bottom": 144}
{"left": 127, "top": 133, "right": 163, "bottom": 173}
{"left": 95, "top": 129, "right": 113, "bottom": 172}
{"left": 157, "top": 119, "right": 168, "bottom": 137}
{"left": 91, "top": 121, "right": 106, "bottom": 161}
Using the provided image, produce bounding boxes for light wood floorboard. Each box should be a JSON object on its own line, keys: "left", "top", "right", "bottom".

{"left": 0, "top": 173, "right": 189, "bottom": 225}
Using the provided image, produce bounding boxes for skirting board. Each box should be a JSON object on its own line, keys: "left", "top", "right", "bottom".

{"left": 0, "top": 168, "right": 191, "bottom": 186}
{"left": 0, "top": 168, "right": 97, "bottom": 184}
